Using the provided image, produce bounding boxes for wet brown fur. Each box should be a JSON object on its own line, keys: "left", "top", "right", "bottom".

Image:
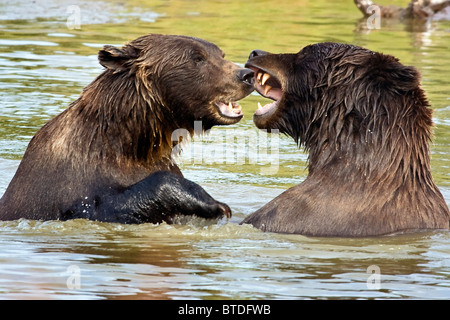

{"left": 243, "top": 43, "right": 450, "bottom": 237}
{"left": 0, "top": 34, "right": 252, "bottom": 221}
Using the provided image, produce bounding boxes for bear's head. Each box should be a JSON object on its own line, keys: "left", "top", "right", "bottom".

{"left": 241, "top": 43, "right": 449, "bottom": 236}
{"left": 245, "top": 43, "right": 430, "bottom": 172}
{"left": 98, "top": 34, "right": 254, "bottom": 131}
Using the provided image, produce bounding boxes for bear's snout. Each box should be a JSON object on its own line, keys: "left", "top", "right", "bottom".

{"left": 249, "top": 49, "right": 269, "bottom": 59}
{"left": 237, "top": 68, "right": 255, "bottom": 86}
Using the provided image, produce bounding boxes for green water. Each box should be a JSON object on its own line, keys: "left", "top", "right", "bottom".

{"left": 0, "top": 0, "right": 449, "bottom": 300}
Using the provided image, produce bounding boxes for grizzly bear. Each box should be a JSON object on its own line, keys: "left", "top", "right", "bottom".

{"left": 242, "top": 42, "right": 450, "bottom": 237}
{"left": 0, "top": 34, "right": 254, "bottom": 224}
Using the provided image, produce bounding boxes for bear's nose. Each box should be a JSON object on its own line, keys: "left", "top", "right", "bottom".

{"left": 238, "top": 68, "right": 254, "bottom": 86}
{"left": 249, "top": 49, "right": 269, "bottom": 59}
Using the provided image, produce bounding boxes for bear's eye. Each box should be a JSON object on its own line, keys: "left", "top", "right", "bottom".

{"left": 192, "top": 54, "right": 206, "bottom": 65}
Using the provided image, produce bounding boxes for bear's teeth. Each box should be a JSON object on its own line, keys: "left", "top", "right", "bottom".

{"left": 264, "top": 85, "right": 272, "bottom": 96}
{"left": 261, "top": 73, "right": 271, "bottom": 86}
{"left": 228, "top": 102, "right": 241, "bottom": 113}
{"left": 233, "top": 106, "right": 242, "bottom": 113}
{"left": 258, "top": 102, "right": 262, "bottom": 109}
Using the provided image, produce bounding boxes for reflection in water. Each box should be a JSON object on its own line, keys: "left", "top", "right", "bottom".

{"left": 0, "top": 219, "right": 448, "bottom": 299}
{"left": 353, "top": 0, "right": 450, "bottom": 42}
{"left": 0, "top": 0, "right": 449, "bottom": 299}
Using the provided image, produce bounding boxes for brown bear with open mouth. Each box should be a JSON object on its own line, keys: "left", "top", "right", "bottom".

{"left": 242, "top": 43, "right": 450, "bottom": 237}
{"left": 0, "top": 34, "right": 254, "bottom": 224}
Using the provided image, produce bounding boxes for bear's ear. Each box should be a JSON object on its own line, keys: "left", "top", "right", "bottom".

{"left": 98, "top": 45, "right": 137, "bottom": 73}
{"left": 368, "top": 53, "right": 420, "bottom": 92}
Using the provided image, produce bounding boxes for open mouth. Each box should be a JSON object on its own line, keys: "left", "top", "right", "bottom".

{"left": 249, "top": 68, "right": 283, "bottom": 117}
{"left": 214, "top": 101, "right": 243, "bottom": 119}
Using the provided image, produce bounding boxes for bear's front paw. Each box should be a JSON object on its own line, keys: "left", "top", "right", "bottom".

{"left": 216, "top": 202, "right": 232, "bottom": 221}
{"left": 197, "top": 201, "right": 232, "bottom": 221}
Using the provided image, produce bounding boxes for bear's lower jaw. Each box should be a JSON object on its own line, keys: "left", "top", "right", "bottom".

{"left": 214, "top": 101, "right": 244, "bottom": 122}
{"left": 255, "top": 100, "right": 279, "bottom": 117}
{"left": 253, "top": 91, "right": 282, "bottom": 128}
{"left": 252, "top": 98, "right": 283, "bottom": 130}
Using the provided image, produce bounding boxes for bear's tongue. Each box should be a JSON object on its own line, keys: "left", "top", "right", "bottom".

{"left": 215, "top": 102, "right": 243, "bottom": 118}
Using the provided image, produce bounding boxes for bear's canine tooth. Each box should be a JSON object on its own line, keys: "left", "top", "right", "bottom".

{"left": 258, "top": 102, "right": 262, "bottom": 109}
{"left": 261, "top": 73, "right": 271, "bottom": 86}
{"left": 257, "top": 72, "right": 263, "bottom": 83}
{"left": 228, "top": 102, "right": 233, "bottom": 110}
{"left": 264, "top": 85, "right": 272, "bottom": 96}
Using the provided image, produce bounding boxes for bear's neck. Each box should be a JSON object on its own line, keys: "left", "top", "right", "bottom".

{"left": 62, "top": 71, "right": 179, "bottom": 167}
{"left": 308, "top": 136, "right": 435, "bottom": 192}
{"left": 305, "top": 97, "right": 437, "bottom": 199}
